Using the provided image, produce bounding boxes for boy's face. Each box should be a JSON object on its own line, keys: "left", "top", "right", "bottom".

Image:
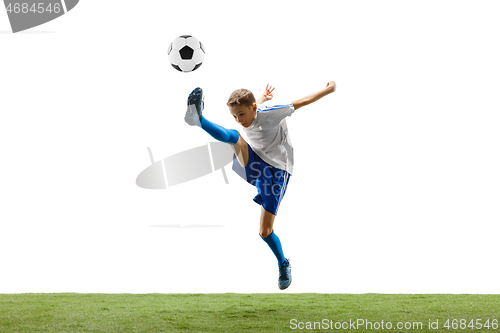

{"left": 229, "top": 103, "right": 257, "bottom": 128}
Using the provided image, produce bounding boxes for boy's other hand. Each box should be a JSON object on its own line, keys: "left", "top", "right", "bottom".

{"left": 326, "top": 81, "right": 336, "bottom": 93}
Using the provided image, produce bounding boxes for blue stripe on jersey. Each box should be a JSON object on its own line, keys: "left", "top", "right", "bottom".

{"left": 257, "top": 103, "right": 293, "bottom": 113}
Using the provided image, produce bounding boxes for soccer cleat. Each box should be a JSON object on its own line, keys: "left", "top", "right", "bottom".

{"left": 278, "top": 259, "right": 292, "bottom": 290}
{"left": 184, "top": 87, "right": 204, "bottom": 126}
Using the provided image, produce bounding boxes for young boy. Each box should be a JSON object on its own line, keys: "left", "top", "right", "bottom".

{"left": 184, "top": 81, "right": 336, "bottom": 290}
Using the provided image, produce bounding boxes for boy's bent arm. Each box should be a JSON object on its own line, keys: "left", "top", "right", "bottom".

{"left": 292, "top": 81, "right": 336, "bottom": 110}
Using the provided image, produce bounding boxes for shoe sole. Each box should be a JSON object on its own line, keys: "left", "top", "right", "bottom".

{"left": 279, "top": 279, "right": 292, "bottom": 290}
{"left": 188, "top": 88, "right": 204, "bottom": 115}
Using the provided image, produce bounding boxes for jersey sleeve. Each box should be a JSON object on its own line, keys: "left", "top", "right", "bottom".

{"left": 257, "top": 103, "right": 295, "bottom": 126}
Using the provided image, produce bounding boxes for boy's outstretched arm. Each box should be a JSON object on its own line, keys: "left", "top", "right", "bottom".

{"left": 292, "top": 81, "right": 336, "bottom": 110}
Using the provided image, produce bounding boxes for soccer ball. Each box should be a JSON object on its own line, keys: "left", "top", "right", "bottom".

{"left": 168, "top": 35, "right": 205, "bottom": 72}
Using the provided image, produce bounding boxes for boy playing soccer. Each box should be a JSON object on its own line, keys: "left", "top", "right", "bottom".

{"left": 184, "top": 81, "right": 336, "bottom": 290}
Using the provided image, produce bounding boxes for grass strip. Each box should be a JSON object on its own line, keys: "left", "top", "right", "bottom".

{"left": 1, "top": 293, "right": 499, "bottom": 332}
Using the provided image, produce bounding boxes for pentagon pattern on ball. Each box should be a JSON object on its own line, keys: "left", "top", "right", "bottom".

{"left": 179, "top": 46, "right": 194, "bottom": 59}
{"left": 168, "top": 35, "right": 205, "bottom": 73}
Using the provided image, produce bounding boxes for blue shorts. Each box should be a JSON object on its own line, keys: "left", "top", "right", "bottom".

{"left": 232, "top": 144, "right": 290, "bottom": 215}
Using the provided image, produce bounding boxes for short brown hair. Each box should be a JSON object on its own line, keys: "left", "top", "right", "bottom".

{"left": 226, "top": 89, "right": 256, "bottom": 108}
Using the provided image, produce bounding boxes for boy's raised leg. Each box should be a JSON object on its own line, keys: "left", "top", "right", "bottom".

{"left": 185, "top": 87, "right": 239, "bottom": 144}
{"left": 185, "top": 87, "right": 250, "bottom": 166}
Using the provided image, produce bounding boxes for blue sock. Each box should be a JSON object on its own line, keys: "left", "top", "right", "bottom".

{"left": 261, "top": 230, "right": 288, "bottom": 266}
{"left": 199, "top": 116, "right": 239, "bottom": 145}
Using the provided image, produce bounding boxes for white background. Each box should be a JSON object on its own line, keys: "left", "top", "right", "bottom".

{"left": 1, "top": 0, "right": 499, "bottom": 294}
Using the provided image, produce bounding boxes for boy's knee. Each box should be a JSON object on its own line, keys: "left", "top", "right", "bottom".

{"left": 260, "top": 228, "right": 273, "bottom": 239}
{"left": 228, "top": 129, "right": 239, "bottom": 145}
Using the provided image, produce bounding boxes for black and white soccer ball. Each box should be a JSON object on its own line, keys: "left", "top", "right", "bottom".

{"left": 168, "top": 35, "right": 205, "bottom": 73}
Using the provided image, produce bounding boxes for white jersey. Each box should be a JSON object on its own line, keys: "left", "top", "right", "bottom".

{"left": 243, "top": 103, "right": 295, "bottom": 174}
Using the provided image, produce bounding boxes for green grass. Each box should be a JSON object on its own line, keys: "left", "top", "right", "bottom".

{"left": 0, "top": 294, "right": 499, "bottom": 332}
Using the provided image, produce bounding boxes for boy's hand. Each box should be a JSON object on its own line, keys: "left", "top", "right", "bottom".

{"left": 263, "top": 84, "right": 275, "bottom": 101}
{"left": 325, "top": 80, "right": 336, "bottom": 93}
{"left": 256, "top": 84, "right": 275, "bottom": 104}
